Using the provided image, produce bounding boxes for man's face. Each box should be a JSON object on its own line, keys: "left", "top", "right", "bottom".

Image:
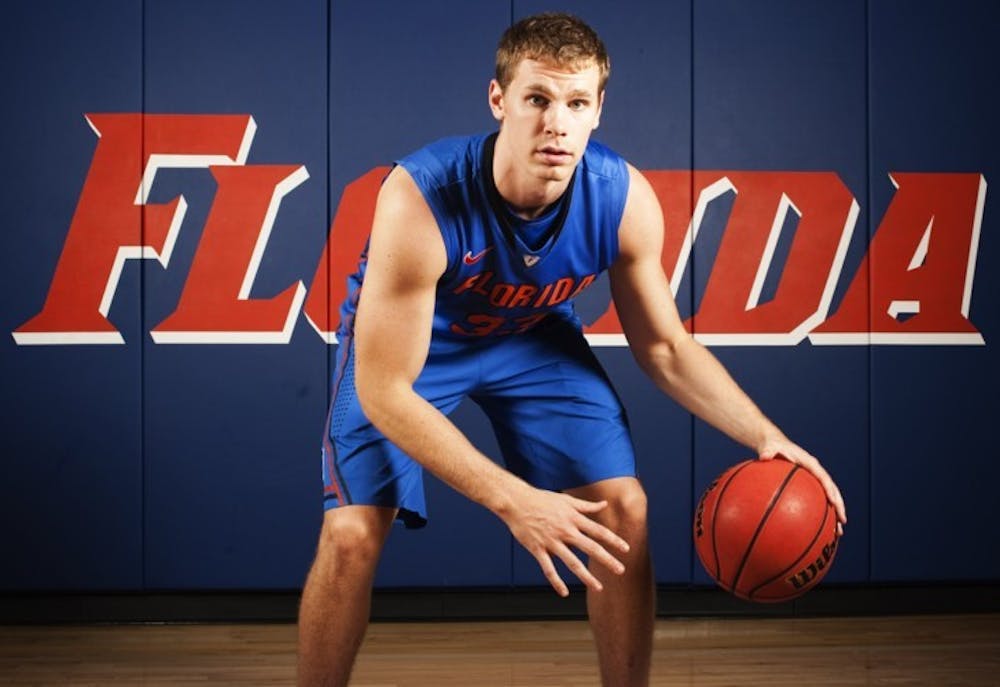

{"left": 489, "top": 57, "right": 604, "bottom": 185}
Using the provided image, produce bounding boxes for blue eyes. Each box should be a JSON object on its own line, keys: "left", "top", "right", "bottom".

{"left": 527, "top": 96, "right": 588, "bottom": 110}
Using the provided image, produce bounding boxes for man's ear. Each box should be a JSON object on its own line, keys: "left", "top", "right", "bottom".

{"left": 488, "top": 79, "right": 505, "bottom": 122}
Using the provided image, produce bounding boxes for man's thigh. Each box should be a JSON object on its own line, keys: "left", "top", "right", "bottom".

{"left": 322, "top": 338, "right": 475, "bottom": 527}
{"left": 473, "top": 320, "right": 637, "bottom": 491}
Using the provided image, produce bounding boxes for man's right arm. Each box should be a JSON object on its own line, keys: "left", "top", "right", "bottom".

{"left": 352, "top": 166, "right": 629, "bottom": 596}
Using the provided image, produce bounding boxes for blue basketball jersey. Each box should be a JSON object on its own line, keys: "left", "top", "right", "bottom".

{"left": 324, "top": 133, "right": 635, "bottom": 520}
{"left": 337, "top": 132, "right": 630, "bottom": 348}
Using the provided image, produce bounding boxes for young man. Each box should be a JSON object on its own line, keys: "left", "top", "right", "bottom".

{"left": 298, "top": 13, "right": 847, "bottom": 687}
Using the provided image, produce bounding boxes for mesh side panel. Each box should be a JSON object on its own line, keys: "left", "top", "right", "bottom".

{"left": 330, "top": 349, "right": 356, "bottom": 437}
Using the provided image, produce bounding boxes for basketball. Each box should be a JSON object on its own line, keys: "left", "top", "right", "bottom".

{"left": 693, "top": 458, "right": 839, "bottom": 603}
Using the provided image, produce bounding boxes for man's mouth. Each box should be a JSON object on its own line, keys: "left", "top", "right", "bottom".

{"left": 537, "top": 146, "right": 573, "bottom": 163}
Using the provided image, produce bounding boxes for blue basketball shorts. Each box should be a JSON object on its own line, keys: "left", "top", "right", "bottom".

{"left": 321, "top": 318, "right": 636, "bottom": 528}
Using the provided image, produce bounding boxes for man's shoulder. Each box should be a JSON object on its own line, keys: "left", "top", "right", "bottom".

{"left": 581, "top": 138, "right": 628, "bottom": 182}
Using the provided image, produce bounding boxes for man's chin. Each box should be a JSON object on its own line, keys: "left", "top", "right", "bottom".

{"left": 534, "top": 163, "right": 573, "bottom": 183}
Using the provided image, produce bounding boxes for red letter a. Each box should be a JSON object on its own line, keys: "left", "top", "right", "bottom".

{"left": 812, "top": 173, "right": 986, "bottom": 345}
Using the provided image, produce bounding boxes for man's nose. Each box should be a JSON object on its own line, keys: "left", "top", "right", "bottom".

{"left": 543, "top": 104, "right": 568, "bottom": 136}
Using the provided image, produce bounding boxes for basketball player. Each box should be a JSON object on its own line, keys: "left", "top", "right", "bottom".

{"left": 298, "top": 13, "right": 847, "bottom": 686}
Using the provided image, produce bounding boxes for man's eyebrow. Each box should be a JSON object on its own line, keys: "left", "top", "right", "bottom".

{"left": 524, "top": 83, "right": 556, "bottom": 96}
{"left": 524, "top": 83, "right": 594, "bottom": 99}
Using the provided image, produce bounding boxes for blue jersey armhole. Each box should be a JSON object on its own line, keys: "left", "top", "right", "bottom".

{"left": 581, "top": 139, "right": 631, "bottom": 267}
{"left": 395, "top": 157, "right": 460, "bottom": 281}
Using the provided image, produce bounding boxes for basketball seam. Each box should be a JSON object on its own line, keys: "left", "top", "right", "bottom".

{"left": 747, "top": 499, "right": 832, "bottom": 601}
{"left": 731, "top": 465, "right": 800, "bottom": 597}
{"left": 710, "top": 460, "right": 753, "bottom": 587}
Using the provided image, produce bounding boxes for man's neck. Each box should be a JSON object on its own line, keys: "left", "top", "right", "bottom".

{"left": 491, "top": 136, "right": 571, "bottom": 220}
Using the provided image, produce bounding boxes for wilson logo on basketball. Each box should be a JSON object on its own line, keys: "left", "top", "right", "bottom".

{"left": 787, "top": 537, "right": 839, "bottom": 591}
{"left": 693, "top": 477, "right": 719, "bottom": 539}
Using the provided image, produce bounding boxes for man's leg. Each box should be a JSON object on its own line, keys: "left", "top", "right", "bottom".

{"left": 567, "top": 477, "right": 654, "bottom": 687}
{"left": 297, "top": 505, "right": 397, "bottom": 687}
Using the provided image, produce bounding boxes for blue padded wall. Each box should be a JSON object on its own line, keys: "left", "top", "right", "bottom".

{"left": 2, "top": 0, "right": 998, "bottom": 594}
{"left": 1, "top": 0, "right": 144, "bottom": 590}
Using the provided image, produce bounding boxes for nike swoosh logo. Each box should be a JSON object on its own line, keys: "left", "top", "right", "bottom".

{"left": 463, "top": 247, "right": 493, "bottom": 265}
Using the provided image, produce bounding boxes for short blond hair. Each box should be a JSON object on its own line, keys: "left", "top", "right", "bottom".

{"left": 495, "top": 13, "right": 610, "bottom": 92}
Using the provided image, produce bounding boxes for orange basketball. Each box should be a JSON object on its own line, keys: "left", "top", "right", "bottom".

{"left": 693, "top": 458, "right": 839, "bottom": 602}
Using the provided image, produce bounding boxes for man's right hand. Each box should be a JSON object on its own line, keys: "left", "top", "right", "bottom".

{"left": 497, "top": 487, "right": 630, "bottom": 597}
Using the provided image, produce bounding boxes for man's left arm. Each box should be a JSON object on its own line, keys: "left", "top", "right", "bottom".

{"left": 609, "top": 165, "right": 847, "bottom": 527}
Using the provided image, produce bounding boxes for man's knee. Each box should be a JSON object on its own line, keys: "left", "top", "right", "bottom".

{"left": 574, "top": 478, "right": 648, "bottom": 537}
{"left": 315, "top": 507, "right": 394, "bottom": 573}
{"left": 605, "top": 481, "right": 648, "bottom": 537}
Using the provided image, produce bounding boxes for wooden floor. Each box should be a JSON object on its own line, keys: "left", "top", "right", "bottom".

{"left": 2, "top": 614, "right": 999, "bottom": 685}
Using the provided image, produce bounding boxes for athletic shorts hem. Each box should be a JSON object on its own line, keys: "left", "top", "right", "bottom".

{"left": 323, "top": 495, "right": 428, "bottom": 529}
